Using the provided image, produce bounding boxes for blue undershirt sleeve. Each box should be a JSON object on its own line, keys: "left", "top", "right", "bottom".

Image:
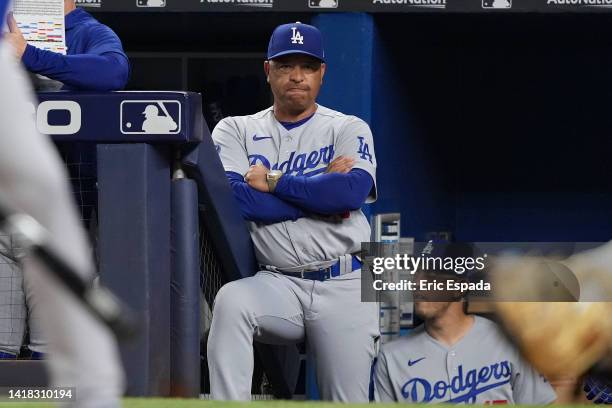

{"left": 226, "top": 171, "right": 305, "bottom": 224}
{"left": 273, "top": 168, "right": 374, "bottom": 215}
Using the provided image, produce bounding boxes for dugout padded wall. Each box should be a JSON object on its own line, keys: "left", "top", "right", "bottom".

{"left": 98, "top": 144, "right": 172, "bottom": 396}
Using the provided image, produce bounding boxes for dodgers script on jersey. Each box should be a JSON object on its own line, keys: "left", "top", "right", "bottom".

{"left": 212, "top": 104, "right": 377, "bottom": 269}
{"left": 374, "top": 316, "right": 557, "bottom": 404}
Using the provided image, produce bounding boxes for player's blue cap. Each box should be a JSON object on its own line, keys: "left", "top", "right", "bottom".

{"left": 0, "top": 0, "right": 9, "bottom": 38}
{"left": 267, "top": 22, "right": 325, "bottom": 62}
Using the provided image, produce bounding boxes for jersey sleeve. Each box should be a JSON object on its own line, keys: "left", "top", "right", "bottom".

{"left": 211, "top": 118, "right": 250, "bottom": 176}
{"left": 334, "top": 117, "right": 377, "bottom": 203}
{"left": 84, "top": 25, "right": 127, "bottom": 57}
{"left": 374, "top": 350, "right": 398, "bottom": 402}
{"left": 511, "top": 355, "right": 557, "bottom": 404}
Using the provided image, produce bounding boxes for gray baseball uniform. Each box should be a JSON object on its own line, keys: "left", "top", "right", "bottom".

{"left": 207, "top": 104, "right": 379, "bottom": 401}
{"left": 374, "top": 316, "right": 557, "bottom": 404}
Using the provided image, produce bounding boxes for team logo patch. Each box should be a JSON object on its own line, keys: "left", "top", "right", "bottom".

{"left": 357, "top": 136, "right": 373, "bottom": 163}
{"left": 401, "top": 361, "right": 512, "bottom": 403}
{"left": 120, "top": 100, "right": 181, "bottom": 135}
{"left": 291, "top": 27, "right": 304, "bottom": 44}
{"left": 248, "top": 144, "right": 334, "bottom": 176}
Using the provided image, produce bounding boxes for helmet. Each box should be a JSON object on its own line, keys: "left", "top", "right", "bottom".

{"left": 142, "top": 105, "right": 159, "bottom": 117}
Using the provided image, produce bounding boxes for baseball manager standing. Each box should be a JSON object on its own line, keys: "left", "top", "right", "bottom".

{"left": 208, "top": 22, "right": 379, "bottom": 401}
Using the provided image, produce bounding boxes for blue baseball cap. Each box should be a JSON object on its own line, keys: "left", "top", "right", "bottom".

{"left": 267, "top": 22, "right": 325, "bottom": 62}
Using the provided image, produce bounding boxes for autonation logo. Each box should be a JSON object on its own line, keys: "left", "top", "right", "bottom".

{"left": 203, "top": 0, "right": 274, "bottom": 7}
{"left": 548, "top": 0, "right": 612, "bottom": 6}
{"left": 373, "top": 0, "right": 446, "bottom": 8}
{"left": 76, "top": 0, "right": 101, "bottom": 7}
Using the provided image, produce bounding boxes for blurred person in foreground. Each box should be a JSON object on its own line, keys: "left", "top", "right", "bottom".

{"left": 0, "top": 3, "right": 124, "bottom": 407}
{"left": 0, "top": 0, "right": 129, "bottom": 360}
{"left": 493, "top": 242, "right": 612, "bottom": 404}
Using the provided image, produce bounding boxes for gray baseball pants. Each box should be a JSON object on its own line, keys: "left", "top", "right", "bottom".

{"left": 207, "top": 269, "right": 379, "bottom": 402}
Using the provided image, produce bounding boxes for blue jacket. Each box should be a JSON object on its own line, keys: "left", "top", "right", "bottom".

{"left": 21, "top": 8, "right": 129, "bottom": 91}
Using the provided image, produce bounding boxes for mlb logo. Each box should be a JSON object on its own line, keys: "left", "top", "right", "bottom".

{"left": 308, "top": 0, "right": 338, "bottom": 8}
{"left": 482, "top": 0, "right": 511, "bottom": 8}
{"left": 137, "top": 0, "right": 166, "bottom": 7}
{"left": 120, "top": 100, "right": 181, "bottom": 135}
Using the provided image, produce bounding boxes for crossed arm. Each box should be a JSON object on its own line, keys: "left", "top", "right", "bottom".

{"left": 227, "top": 157, "right": 374, "bottom": 224}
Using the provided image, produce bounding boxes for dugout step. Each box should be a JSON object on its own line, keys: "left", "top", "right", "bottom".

{"left": 0, "top": 360, "right": 48, "bottom": 387}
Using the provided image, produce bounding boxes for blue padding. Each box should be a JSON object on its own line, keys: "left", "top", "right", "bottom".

{"left": 314, "top": 13, "right": 374, "bottom": 123}
{"left": 182, "top": 132, "right": 257, "bottom": 282}
{"left": 37, "top": 91, "right": 203, "bottom": 143}
{"left": 170, "top": 179, "right": 201, "bottom": 397}
{"left": 97, "top": 144, "right": 171, "bottom": 396}
{"left": 182, "top": 128, "right": 300, "bottom": 398}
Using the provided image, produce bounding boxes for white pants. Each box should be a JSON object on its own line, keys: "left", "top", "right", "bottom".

{"left": 0, "top": 44, "right": 124, "bottom": 407}
{"left": 207, "top": 270, "right": 379, "bottom": 402}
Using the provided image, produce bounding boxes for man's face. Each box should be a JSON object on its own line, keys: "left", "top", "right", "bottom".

{"left": 414, "top": 301, "right": 453, "bottom": 321}
{"left": 265, "top": 54, "right": 325, "bottom": 114}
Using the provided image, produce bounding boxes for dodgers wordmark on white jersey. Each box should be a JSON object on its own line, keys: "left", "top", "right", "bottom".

{"left": 375, "top": 316, "right": 557, "bottom": 404}
{"left": 212, "top": 104, "right": 377, "bottom": 269}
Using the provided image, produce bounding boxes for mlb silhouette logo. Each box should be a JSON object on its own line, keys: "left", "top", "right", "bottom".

{"left": 309, "top": 0, "right": 338, "bottom": 8}
{"left": 482, "top": 0, "right": 511, "bottom": 8}
{"left": 137, "top": 0, "right": 166, "bottom": 7}
{"left": 120, "top": 100, "right": 181, "bottom": 135}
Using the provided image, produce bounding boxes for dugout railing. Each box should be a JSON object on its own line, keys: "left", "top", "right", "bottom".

{"left": 0, "top": 91, "right": 298, "bottom": 399}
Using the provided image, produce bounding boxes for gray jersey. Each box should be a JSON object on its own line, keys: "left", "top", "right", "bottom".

{"left": 212, "top": 104, "right": 377, "bottom": 269}
{"left": 374, "top": 316, "right": 557, "bottom": 404}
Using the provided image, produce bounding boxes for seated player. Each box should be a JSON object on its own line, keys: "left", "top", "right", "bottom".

{"left": 374, "top": 241, "right": 557, "bottom": 404}
{"left": 5, "top": 0, "right": 129, "bottom": 90}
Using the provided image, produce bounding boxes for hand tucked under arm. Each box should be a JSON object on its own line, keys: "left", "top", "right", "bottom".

{"left": 226, "top": 172, "right": 305, "bottom": 224}
{"left": 273, "top": 168, "right": 374, "bottom": 215}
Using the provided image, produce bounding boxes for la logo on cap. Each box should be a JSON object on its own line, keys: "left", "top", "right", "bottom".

{"left": 291, "top": 26, "right": 304, "bottom": 45}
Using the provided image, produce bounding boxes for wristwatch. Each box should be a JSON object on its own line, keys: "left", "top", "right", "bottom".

{"left": 266, "top": 170, "right": 283, "bottom": 192}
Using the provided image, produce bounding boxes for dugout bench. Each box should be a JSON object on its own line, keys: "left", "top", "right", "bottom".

{"left": 0, "top": 91, "right": 300, "bottom": 399}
